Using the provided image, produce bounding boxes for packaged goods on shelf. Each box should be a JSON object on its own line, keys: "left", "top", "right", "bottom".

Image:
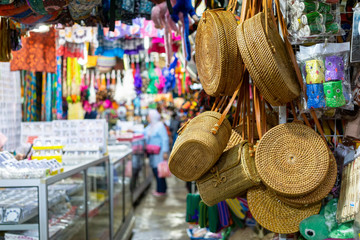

{"left": 0, "top": 151, "right": 63, "bottom": 178}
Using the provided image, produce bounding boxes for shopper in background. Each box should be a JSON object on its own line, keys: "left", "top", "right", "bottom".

{"left": 169, "top": 108, "right": 181, "bottom": 150}
{"left": 145, "top": 109, "right": 170, "bottom": 197}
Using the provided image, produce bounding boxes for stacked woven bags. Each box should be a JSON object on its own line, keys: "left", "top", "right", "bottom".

{"left": 169, "top": 0, "right": 337, "bottom": 234}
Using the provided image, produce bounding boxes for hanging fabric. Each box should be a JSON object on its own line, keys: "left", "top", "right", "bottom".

{"left": 41, "top": 72, "right": 46, "bottom": 121}
{"left": 46, "top": 73, "right": 52, "bottom": 121}
{"left": 11, "top": 27, "right": 56, "bottom": 73}
{"left": 25, "top": 71, "right": 38, "bottom": 122}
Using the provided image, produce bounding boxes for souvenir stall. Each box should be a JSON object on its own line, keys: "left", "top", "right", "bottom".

{"left": 0, "top": 0, "right": 199, "bottom": 239}
{"left": 1, "top": 0, "right": 359, "bottom": 238}
{"left": 165, "top": 0, "right": 360, "bottom": 239}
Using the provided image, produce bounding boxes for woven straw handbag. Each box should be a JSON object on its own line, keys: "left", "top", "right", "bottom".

{"left": 236, "top": 0, "right": 301, "bottom": 106}
{"left": 247, "top": 185, "right": 321, "bottom": 234}
{"left": 169, "top": 76, "right": 243, "bottom": 182}
{"left": 195, "top": 0, "right": 243, "bottom": 97}
{"left": 169, "top": 111, "right": 231, "bottom": 181}
{"left": 197, "top": 140, "right": 261, "bottom": 206}
{"left": 275, "top": 152, "right": 337, "bottom": 208}
{"left": 255, "top": 122, "right": 330, "bottom": 197}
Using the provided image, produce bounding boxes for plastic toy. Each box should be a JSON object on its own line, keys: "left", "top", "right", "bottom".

{"left": 306, "top": 84, "right": 326, "bottom": 109}
{"left": 300, "top": 199, "right": 354, "bottom": 240}
{"left": 323, "top": 80, "right": 346, "bottom": 107}
{"left": 305, "top": 59, "right": 325, "bottom": 84}
{"left": 325, "top": 56, "right": 345, "bottom": 81}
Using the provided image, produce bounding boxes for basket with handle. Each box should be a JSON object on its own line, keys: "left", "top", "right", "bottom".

{"left": 168, "top": 78, "right": 244, "bottom": 182}
{"left": 195, "top": 0, "right": 243, "bottom": 97}
{"left": 236, "top": 0, "right": 301, "bottom": 106}
{"left": 197, "top": 69, "right": 262, "bottom": 206}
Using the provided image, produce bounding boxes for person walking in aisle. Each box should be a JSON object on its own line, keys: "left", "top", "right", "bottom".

{"left": 145, "top": 109, "right": 169, "bottom": 197}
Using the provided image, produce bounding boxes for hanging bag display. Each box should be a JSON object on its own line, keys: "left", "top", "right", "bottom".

{"left": 195, "top": 0, "right": 243, "bottom": 97}
{"left": 197, "top": 70, "right": 263, "bottom": 206}
{"left": 236, "top": 0, "right": 301, "bottom": 106}
{"left": 168, "top": 78, "right": 243, "bottom": 181}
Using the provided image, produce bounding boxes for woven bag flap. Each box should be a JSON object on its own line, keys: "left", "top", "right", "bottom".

{"left": 197, "top": 140, "right": 247, "bottom": 184}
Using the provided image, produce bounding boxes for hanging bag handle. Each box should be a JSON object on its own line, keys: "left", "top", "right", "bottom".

{"left": 211, "top": 78, "right": 243, "bottom": 134}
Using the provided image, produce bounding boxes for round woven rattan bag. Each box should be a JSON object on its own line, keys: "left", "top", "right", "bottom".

{"left": 276, "top": 153, "right": 337, "bottom": 207}
{"left": 195, "top": 10, "right": 242, "bottom": 97}
{"left": 236, "top": 12, "right": 300, "bottom": 106}
{"left": 247, "top": 185, "right": 321, "bottom": 234}
{"left": 255, "top": 123, "right": 329, "bottom": 197}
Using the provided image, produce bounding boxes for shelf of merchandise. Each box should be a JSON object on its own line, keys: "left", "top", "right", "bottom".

{"left": 0, "top": 156, "right": 110, "bottom": 240}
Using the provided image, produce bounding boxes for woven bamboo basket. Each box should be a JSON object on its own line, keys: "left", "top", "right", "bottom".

{"left": 236, "top": 11, "right": 300, "bottom": 106}
{"left": 169, "top": 111, "right": 231, "bottom": 182}
{"left": 247, "top": 185, "right": 321, "bottom": 234}
{"left": 276, "top": 152, "right": 337, "bottom": 207}
{"left": 197, "top": 141, "right": 261, "bottom": 206}
{"left": 255, "top": 123, "right": 329, "bottom": 197}
{"left": 195, "top": 9, "right": 242, "bottom": 97}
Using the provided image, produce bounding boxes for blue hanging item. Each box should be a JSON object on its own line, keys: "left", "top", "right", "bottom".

{"left": 306, "top": 84, "right": 326, "bottom": 109}
{"left": 163, "top": 54, "right": 178, "bottom": 92}
{"left": 168, "top": 0, "right": 198, "bottom": 61}
{"left": 56, "top": 56, "right": 63, "bottom": 119}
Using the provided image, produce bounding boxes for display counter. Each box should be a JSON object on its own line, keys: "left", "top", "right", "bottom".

{"left": 0, "top": 151, "right": 135, "bottom": 240}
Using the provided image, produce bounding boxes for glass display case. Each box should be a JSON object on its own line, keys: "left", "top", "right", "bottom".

{"left": 109, "top": 149, "right": 134, "bottom": 240}
{"left": 129, "top": 138, "right": 152, "bottom": 204}
{"left": 0, "top": 157, "right": 111, "bottom": 240}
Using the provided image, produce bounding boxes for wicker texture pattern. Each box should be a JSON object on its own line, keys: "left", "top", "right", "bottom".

{"left": 255, "top": 123, "right": 329, "bottom": 197}
{"left": 196, "top": 10, "right": 243, "bottom": 97}
{"left": 236, "top": 12, "right": 300, "bottom": 106}
{"left": 276, "top": 153, "right": 337, "bottom": 207}
{"left": 224, "top": 128, "right": 242, "bottom": 152}
{"left": 169, "top": 111, "right": 231, "bottom": 182}
{"left": 197, "top": 141, "right": 260, "bottom": 206}
{"left": 247, "top": 185, "right": 321, "bottom": 234}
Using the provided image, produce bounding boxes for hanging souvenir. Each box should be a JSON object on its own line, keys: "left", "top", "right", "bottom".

{"left": 147, "top": 62, "right": 158, "bottom": 94}
{"left": 297, "top": 42, "right": 352, "bottom": 110}
{"left": 11, "top": 27, "right": 56, "bottom": 73}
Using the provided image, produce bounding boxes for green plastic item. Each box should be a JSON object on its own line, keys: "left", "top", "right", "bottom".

{"left": 208, "top": 205, "right": 220, "bottom": 233}
{"left": 199, "top": 201, "right": 208, "bottom": 228}
{"left": 186, "top": 194, "right": 201, "bottom": 223}
{"left": 300, "top": 199, "right": 354, "bottom": 240}
{"left": 147, "top": 62, "right": 159, "bottom": 94}
{"left": 328, "top": 222, "right": 354, "bottom": 239}
{"left": 323, "top": 81, "right": 346, "bottom": 108}
{"left": 228, "top": 207, "right": 245, "bottom": 229}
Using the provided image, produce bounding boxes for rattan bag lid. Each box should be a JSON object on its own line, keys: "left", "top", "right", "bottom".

{"left": 276, "top": 152, "right": 337, "bottom": 207}
{"left": 247, "top": 185, "right": 321, "bottom": 234}
{"left": 255, "top": 123, "right": 329, "bottom": 197}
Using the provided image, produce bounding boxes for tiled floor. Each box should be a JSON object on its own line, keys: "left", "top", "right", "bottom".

{"left": 131, "top": 175, "right": 189, "bottom": 240}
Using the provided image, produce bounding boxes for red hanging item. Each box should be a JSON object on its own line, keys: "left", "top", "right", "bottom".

{"left": 11, "top": 27, "right": 56, "bottom": 73}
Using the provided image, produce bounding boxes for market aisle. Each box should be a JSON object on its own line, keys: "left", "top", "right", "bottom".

{"left": 131, "top": 175, "right": 189, "bottom": 240}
